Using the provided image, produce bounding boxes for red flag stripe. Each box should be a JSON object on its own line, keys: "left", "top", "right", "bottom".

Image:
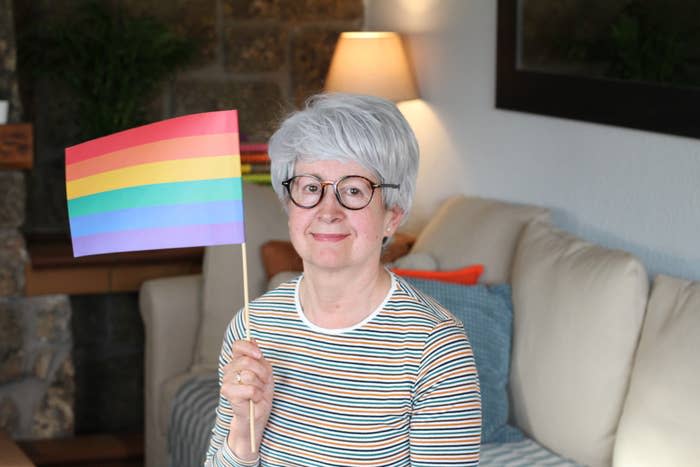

{"left": 65, "top": 110, "right": 238, "bottom": 165}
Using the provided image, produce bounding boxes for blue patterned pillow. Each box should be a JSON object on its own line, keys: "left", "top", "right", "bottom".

{"left": 404, "top": 277, "right": 524, "bottom": 444}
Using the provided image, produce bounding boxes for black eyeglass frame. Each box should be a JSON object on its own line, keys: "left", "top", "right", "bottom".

{"left": 281, "top": 174, "right": 400, "bottom": 210}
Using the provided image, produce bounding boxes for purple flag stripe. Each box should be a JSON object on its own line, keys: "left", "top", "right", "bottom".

{"left": 69, "top": 199, "right": 244, "bottom": 237}
{"left": 71, "top": 222, "right": 245, "bottom": 257}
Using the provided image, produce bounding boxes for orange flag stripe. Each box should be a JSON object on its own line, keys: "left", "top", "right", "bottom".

{"left": 66, "top": 133, "right": 239, "bottom": 181}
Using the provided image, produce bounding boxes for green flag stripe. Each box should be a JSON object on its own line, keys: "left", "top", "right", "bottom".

{"left": 68, "top": 178, "right": 243, "bottom": 218}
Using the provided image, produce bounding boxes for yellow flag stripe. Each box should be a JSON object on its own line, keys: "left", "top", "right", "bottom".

{"left": 66, "top": 155, "right": 241, "bottom": 200}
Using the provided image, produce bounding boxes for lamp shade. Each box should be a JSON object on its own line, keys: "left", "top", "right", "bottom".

{"left": 324, "top": 32, "right": 418, "bottom": 102}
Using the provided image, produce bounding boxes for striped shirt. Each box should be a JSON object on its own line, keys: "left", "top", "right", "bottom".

{"left": 205, "top": 273, "right": 481, "bottom": 466}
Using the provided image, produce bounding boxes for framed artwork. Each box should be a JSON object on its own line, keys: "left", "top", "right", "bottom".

{"left": 496, "top": 0, "right": 700, "bottom": 139}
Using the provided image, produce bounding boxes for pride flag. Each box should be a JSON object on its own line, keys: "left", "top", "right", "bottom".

{"left": 65, "top": 111, "right": 245, "bottom": 257}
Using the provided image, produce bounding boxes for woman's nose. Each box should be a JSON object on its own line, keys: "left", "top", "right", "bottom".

{"left": 316, "top": 187, "right": 344, "bottom": 220}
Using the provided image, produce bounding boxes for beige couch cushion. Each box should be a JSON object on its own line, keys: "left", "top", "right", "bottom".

{"left": 267, "top": 270, "right": 301, "bottom": 291}
{"left": 409, "top": 195, "right": 549, "bottom": 283}
{"left": 510, "top": 221, "right": 648, "bottom": 467}
{"left": 613, "top": 275, "right": 700, "bottom": 467}
{"left": 194, "top": 183, "right": 290, "bottom": 368}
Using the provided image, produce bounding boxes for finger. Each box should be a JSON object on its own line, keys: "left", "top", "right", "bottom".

{"left": 221, "top": 372, "right": 270, "bottom": 405}
{"left": 226, "top": 355, "right": 272, "bottom": 384}
{"left": 222, "top": 382, "right": 260, "bottom": 406}
{"left": 261, "top": 354, "right": 274, "bottom": 376}
{"left": 226, "top": 368, "right": 261, "bottom": 387}
{"left": 223, "top": 360, "right": 270, "bottom": 389}
{"left": 232, "top": 339, "right": 262, "bottom": 359}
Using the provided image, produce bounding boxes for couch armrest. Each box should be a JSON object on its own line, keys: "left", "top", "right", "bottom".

{"left": 139, "top": 274, "right": 202, "bottom": 466}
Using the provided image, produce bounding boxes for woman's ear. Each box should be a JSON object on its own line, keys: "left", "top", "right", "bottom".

{"left": 384, "top": 206, "right": 404, "bottom": 236}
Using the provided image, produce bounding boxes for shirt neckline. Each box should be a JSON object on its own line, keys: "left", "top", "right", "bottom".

{"left": 294, "top": 272, "right": 396, "bottom": 335}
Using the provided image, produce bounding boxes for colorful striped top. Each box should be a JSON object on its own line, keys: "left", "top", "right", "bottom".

{"left": 205, "top": 273, "right": 481, "bottom": 466}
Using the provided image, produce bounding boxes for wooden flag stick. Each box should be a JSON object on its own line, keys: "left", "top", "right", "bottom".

{"left": 240, "top": 242, "right": 256, "bottom": 453}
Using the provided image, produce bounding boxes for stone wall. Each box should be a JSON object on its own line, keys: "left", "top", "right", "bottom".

{"left": 0, "top": 0, "right": 74, "bottom": 440}
{"left": 0, "top": 296, "right": 73, "bottom": 439}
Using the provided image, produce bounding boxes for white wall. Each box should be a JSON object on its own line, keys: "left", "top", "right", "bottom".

{"left": 366, "top": 0, "right": 700, "bottom": 281}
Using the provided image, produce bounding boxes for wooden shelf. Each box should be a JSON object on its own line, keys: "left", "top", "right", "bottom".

{"left": 0, "top": 123, "right": 33, "bottom": 169}
{"left": 16, "top": 432, "right": 142, "bottom": 466}
{"left": 25, "top": 236, "right": 203, "bottom": 296}
{"left": 0, "top": 430, "right": 35, "bottom": 467}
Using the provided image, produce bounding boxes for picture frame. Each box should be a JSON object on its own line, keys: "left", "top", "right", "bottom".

{"left": 496, "top": 0, "right": 700, "bottom": 139}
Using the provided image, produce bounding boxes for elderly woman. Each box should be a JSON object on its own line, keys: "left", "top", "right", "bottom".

{"left": 205, "top": 93, "right": 481, "bottom": 466}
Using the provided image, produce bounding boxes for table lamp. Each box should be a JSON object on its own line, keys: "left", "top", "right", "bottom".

{"left": 324, "top": 32, "right": 418, "bottom": 102}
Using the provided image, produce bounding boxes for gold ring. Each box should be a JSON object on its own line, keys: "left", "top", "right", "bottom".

{"left": 234, "top": 371, "right": 242, "bottom": 384}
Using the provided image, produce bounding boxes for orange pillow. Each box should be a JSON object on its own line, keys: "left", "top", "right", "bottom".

{"left": 260, "top": 240, "right": 304, "bottom": 279}
{"left": 392, "top": 264, "right": 484, "bottom": 285}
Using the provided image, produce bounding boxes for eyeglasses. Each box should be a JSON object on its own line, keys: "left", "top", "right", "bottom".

{"left": 281, "top": 174, "right": 400, "bottom": 210}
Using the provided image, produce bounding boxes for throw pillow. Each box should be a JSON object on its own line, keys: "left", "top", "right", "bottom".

{"left": 393, "top": 264, "right": 484, "bottom": 285}
{"left": 390, "top": 252, "right": 438, "bottom": 270}
{"left": 260, "top": 240, "right": 303, "bottom": 280}
{"left": 402, "top": 277, "right": 524, "bottom": 444}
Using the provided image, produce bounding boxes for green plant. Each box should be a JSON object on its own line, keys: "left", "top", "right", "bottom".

{"left": 22, "top": 1, "right": 194, "bottom": 139}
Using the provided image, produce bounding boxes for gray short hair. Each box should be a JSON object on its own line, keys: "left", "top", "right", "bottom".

{"left": 268, "top": 93, "right": 419, "bottom": 218}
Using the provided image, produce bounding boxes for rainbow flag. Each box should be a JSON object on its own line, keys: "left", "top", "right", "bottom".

{"left": 65, "top": 111, "right": 244, "bottom": 257}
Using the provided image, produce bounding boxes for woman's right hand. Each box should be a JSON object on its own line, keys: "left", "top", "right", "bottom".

{"left": 221, "top": 339, "right": 274, "bottom": 461}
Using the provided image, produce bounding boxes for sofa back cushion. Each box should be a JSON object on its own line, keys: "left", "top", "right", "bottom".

{"left": 195, "top": 183, "right": 290, "bottom": 368}
{"left": 409, "top": 195, "right": 549, "bottom": 284}
{"left": 510, "top": 220, "right": 648, "bottom": 467}
{"left": 613, "top": 274, "right": 700, "bottom": 467}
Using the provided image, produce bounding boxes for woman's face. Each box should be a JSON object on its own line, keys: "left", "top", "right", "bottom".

{"left": 287, "top": 159, "right": 403, "bottom": 274}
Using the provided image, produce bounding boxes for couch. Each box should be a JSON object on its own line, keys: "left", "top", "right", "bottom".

{"left": 140, "top": 186, "right": 700, "bottom": 466}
